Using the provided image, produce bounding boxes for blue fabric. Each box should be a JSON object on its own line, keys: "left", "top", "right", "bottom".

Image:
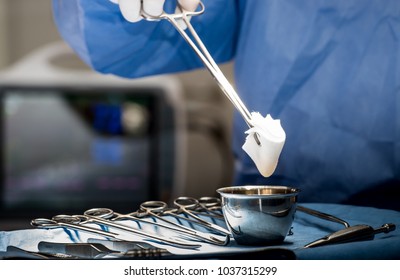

{"left": 232, "top": 0, "right": 400, "bottom": 211}
{"left": 52, "top": 0, "right": 400, "bottom": 209}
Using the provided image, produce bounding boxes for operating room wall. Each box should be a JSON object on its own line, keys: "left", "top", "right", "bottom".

{"left": 0, "top": 0, "right": 9, "bottom": 68}
{"left": 0, "top": 0, "right": 235, "bottom": 198}
{"left": 0, "top": 0, "right": 61, "bottom": 67}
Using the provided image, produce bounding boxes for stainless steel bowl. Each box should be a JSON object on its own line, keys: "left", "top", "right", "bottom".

{"left": 217, "top": 186, "right": 300, "bottom": 245}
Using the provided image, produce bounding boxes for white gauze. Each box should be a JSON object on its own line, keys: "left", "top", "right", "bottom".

{"left": 242, "top": 112, "right": 286, "bottom": 177}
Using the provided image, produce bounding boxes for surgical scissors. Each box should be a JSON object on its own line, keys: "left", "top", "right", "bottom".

{"left": 141, "top": 1, "right": 259, "bottom": 144}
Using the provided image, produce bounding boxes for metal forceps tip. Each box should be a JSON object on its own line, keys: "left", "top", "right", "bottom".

{"left": 141, "top": 1, "right": 255, "bottom": 131}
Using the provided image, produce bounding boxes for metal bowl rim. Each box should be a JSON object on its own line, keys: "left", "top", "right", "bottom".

{"left": 216, "top": 185, "right": 300, "bottom": 199}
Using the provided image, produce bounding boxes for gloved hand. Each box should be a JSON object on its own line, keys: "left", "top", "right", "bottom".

{"left": 109, "top": 0, "right": 200, "bottom": 23}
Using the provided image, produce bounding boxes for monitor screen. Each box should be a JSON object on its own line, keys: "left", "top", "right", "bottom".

{"left": 0, "top": 86, "right": 167, "bottom": 219}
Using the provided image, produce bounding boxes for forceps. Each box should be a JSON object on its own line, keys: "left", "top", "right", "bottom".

{"left": 137, "top": 200, "right": 230, "bottom": 242}
{"left": 297, "top": 205, "right": 350, "bottom": 228}
{"left": 142, "top": 1, "right": 258, "bottom": 142}
{"left": 31, "top": 215, "right": 120, "bottom": 240}
{"left": 296, "top": 205, "right": 396, "bottom": 248}
{"left": 82, "top": 208, "right": 200, "bottom": 249}
{"left": 105, "top": 204, "right": 229, "bottom": 245}
{"left": 136, "top": 200, "right": 230, "bottom": 236}
{"left": 32, "top": 212, "right": 198, "bottom": 249}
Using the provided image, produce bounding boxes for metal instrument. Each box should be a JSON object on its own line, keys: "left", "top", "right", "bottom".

{"left": 304, "top": 223, "right": 396, "bottom": 248}
{"left": 29, "top": 194, "right": 397, "bottom": 255}
{"left": 297, "top": 205, "right": 350, "bottom": 228}
{"left": 31, "top": 197, "right": 231, "bottom": 251}
{"left": 1, "top": 246, "right": 77, "bottom": 260}
{"left": 193, "top": 196, "right": 224, "bottom": 220}
{"left": 31, "top": 215, "right": 121, "bottom": 240}
{"left": 88, "top": 238, "right": 296, "bottom": 260}
{"left": 103, "top": 201, "right": 229, "bottom": 245}
{"left": 87, "top": 238, "right": 152, "bottom": 251}
{"left": 83, "top": 208, "right": 200, "bottom": 249}
{"left": 141, "top": 1, "right": 259, "bottom": 144}
{"left": 296, "top": 205, "right": 396, "bottom": 248}
{"left": 31, "top": 212, "right": 200, "bottom": 249}
{"left": 136, "top": 199, "right": 230, "bottom": 236}
{"left": 156, "top": 197, "right": 231, "bottom": 235}
{"left": 35, "top": 241, "right": 296, "bottom": 260}
{"left": 38, "top": 241, "right": 170, "bottom": 259}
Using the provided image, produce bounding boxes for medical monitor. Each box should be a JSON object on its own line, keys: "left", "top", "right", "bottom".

{"left": 0, "top": 42, "right": 185, "bottom": 227}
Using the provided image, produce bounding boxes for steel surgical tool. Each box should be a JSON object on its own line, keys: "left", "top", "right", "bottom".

{"left": 2, "top": 245, "right": 77, "bottom": 260}
{"left": 31, "top": 215, "right": 121, "bottom": 240}
{"left": 38, "top": 241, "right": 171, "bottom": 259}
{"left": 141, "top": 1, "right": 259, "bottom": 144}
{"left": 134, "top": 200, "right": 230, "bottom": 244}
{"left": 82, "top": 208, "right": 200, "bottom": 249}
{"left": 194, "top": 197, "right": 224, "bottom": 220}
{"left": 108, "top": 202, "right": 229, "bottom": 246}
{"left": 32, "top": 214, "right": 182, "bottom": 249}
{"left": 296, "top": 205, "right": 396, "bottom": 248}
{"left": 304, "top": 223, "right": 396, "bottom": 248}
{"left": 297, "top": 205, "right": 350, "bottom": 228}
{"left": 167, "top": 197, "right": 231, "bottom": 235}
{"left": 32, "top": 212, "right": 199, "bottom": 249}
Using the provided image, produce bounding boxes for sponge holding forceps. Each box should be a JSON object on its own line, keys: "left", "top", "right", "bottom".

{"left": 139, "top": 1, "right": 286, "bottom": 177}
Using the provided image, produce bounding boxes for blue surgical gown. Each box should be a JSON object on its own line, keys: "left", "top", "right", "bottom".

{"left": 52, "top": 0, "right": 400, "bottom": 210}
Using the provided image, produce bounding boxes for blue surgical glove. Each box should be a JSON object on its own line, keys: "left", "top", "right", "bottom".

{"left": 109, "top": 0, "right": 200, "bottom": 24}
{"left": 52, "top": 0, "right": 237, "bottom": 78}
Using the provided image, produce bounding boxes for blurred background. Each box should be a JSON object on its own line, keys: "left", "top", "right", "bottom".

{"left": 0, "top": 0, "right": 235, "bottom": 229}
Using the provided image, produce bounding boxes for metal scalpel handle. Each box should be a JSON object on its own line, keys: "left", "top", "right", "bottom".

{"left": 38, "top": 241, "right": 171, "bottom": 259}
{"left": 304, "top": 223, "right": 396, "bottom": 248}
